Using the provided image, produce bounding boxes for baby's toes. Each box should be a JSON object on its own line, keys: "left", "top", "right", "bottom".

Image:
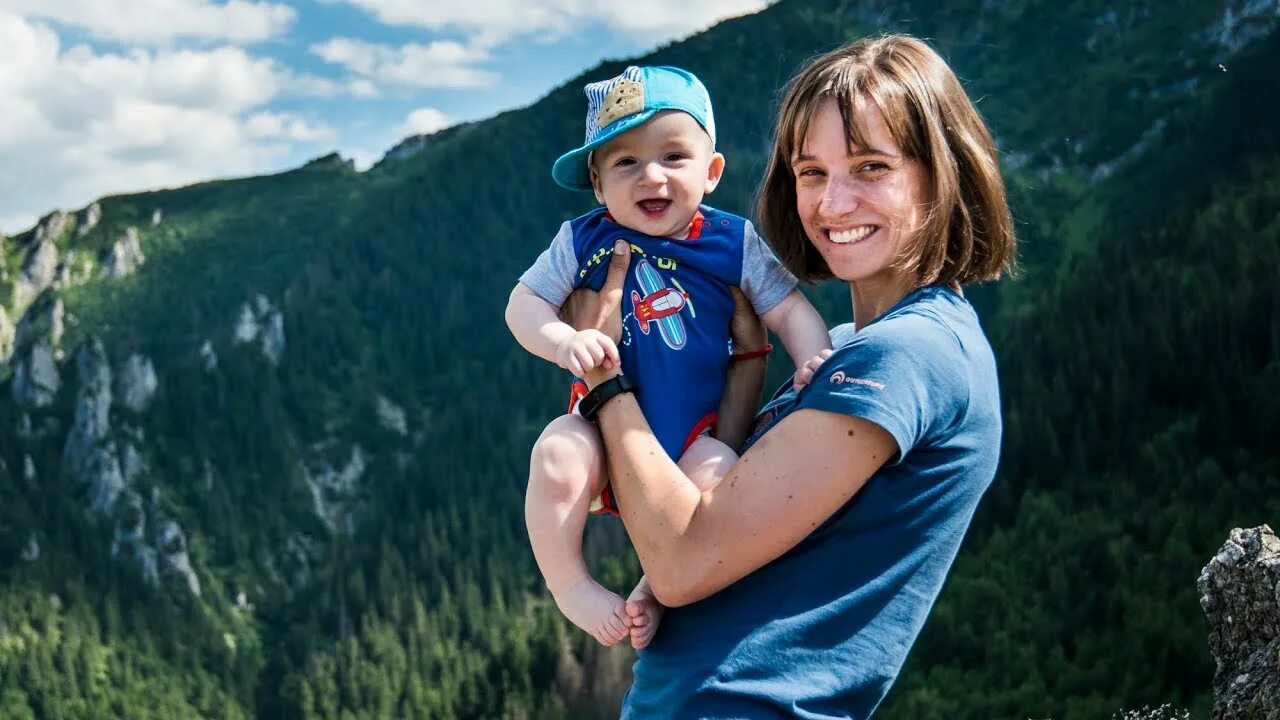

{"left": 626, "top": 599, "right": 648, "bottom": 620}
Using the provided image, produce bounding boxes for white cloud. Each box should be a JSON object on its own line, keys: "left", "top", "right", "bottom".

{"left": 0, "top": 10, "right": 335, "bottom": 234}
{"left": 343, "top": 107, "right": 454, "bottom": 172}
{"left": 397, "top": 107, "right": 453, "bottom": 136}
{"left": 340, "top": 0, "right": 773, "bottom": 46}
{"left": 245, "top": 111, "right": 336, "bottom": 142}
{"left": 310, "top": 37, "right": 496, "bottom": 88}
{"left": 0, "top": 0, "right": 296, "bottom": 43}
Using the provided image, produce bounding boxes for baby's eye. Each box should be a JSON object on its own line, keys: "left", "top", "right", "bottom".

{"left": 614, "top": 157, "right": 636, "bottom": 167}
{"left": 664, "top": 152, "right": 688, "bottom": 162}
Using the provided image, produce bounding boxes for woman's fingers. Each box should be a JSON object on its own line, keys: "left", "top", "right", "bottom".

{"left": 598, "top": 241, "right": 630, "bottom": 342}
{"left": 728, "top": 287, "right": 768, "bottom": 352}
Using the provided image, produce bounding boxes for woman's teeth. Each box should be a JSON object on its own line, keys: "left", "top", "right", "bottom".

{"left": 829, "top": 226, "right": 876, "bottom": 244}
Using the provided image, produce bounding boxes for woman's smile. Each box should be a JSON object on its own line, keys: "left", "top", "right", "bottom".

{"left": 827, "top": 225, "right": 878, "bottom": 244}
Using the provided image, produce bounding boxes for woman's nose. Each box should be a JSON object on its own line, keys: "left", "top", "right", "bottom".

{"left": 818, "top": 177, "right": 859, "bottom": 216}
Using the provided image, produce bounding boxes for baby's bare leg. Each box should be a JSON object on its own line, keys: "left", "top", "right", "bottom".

{"left": 678, "top": 433, "right": 738, "bottom": 493}
{"left": 625, "top": 434, "right": 739, "bottom": 648}
{"left": 526, "top": 414, "right": 629, "bottom": 646}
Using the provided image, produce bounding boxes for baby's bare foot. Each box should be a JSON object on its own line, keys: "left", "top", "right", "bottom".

{"left": 553, "top": 578, "right": 630, "bottom": 646}
{"left": 626, "top": 583, "right": 665, "bottom": 650}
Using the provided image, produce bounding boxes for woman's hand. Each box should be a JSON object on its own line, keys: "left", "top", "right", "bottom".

{"left": 729, "top": 286, "right": 768, "bottom": 354}
{"left": 558, "top": 240, "right": 630, "bottom": 345}
{"left": 559, "top": 240, "right": 630, "bottom": 387}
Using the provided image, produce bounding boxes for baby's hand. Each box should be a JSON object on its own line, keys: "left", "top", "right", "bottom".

{"left": 557, "top": 329, "right": 620, "bottom": 376}
{"left": 792, "top": 349, "right": 834, "bottom": 391}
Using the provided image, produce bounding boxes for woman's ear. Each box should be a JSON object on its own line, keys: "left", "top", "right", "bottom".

{"left": 704, "top": 152, "right": 726, "bottom": 194}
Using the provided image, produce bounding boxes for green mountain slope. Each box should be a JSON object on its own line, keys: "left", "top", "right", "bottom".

{"left": 1, "top": 1, "right": 1277, "bottom": 718}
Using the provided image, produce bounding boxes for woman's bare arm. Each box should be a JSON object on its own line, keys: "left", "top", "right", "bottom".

{"left": 588, "top": 370, "right": 895, "bottom": 607}
{"left": 714, "top": 287, "right": 769, "bottom": 452}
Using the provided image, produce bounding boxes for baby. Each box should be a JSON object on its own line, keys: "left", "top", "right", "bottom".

{"left": 506, "top": 66, "right": 830, "bottom": 648}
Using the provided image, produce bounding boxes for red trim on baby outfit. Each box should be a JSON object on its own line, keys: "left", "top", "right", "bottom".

{"left": 681, "top": 411, "right": 718, "bottom": 453}
{"left": 686, "top": 211, "right": 705, "bottom": 240}
{"left": 568, "top": 380, "right": 590, "bottom": 413}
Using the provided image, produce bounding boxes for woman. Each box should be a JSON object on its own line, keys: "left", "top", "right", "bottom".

{"left": 564, "top": 34, "right": 1015, "bottom": 717}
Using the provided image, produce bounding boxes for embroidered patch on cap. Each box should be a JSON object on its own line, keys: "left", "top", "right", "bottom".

{"left": 597, "top": 78, "right": 644, "bottom": 127}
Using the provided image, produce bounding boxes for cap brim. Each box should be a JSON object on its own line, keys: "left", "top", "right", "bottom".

{"left": 551, "top": 108, "right": 660, "bottom": 191}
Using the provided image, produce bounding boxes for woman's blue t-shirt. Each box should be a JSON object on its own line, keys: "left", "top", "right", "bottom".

{"left": 623, "top": 285, "right": 1002, "bottom": 719}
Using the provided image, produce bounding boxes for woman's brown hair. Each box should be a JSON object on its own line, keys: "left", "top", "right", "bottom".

{"left": 757, "top": 35, "right": 1016, "bottom": 285}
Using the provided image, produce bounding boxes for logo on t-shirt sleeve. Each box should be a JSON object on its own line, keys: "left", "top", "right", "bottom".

{"left": 829, "top": 370, "right": 885, "bottom": 391}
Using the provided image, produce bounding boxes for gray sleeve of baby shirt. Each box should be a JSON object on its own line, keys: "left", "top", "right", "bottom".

{"left": 517, "top": 221, "right": 579, "bottom": 307}
{"left": 740, "top": 220, "right": 799, "bottom": 315}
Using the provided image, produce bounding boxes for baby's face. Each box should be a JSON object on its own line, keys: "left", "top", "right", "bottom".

{"left": 590, "top": 110, "right": 725, "bottom": 239}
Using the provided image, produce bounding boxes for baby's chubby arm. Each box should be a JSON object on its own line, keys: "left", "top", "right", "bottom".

{"left": 760, "top": 289, "right": 831, "bottom": 373}
{"left": 506, "top": 282, "right": 620, "bottom": 376}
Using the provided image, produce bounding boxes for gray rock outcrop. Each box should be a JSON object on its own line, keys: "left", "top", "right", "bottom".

{"left": 22, "top": 534, "right": 39, "bottom": 562}
{"left": 0, "top": 306, "right": 13, "bottom": 363}
{"left": 62, "top": 338, "right": 124, "bottom": 513}
{"left": 157, "top": 518, "right": 201, "bottom": 596}
{"left": 11, "top": 340, "right": 60, "bottom": 407}
{"left": 78, "top": 203, "right": 101, "bottom": 237}
{"left": 34, "top": 211, "right": 72, "bottom": 244}
{"left": 232, "top": 294, "right": 286, "bottom": 365}
{"left": 9, "top": 295, "right": 66, "bottom": 405}
{"left": 102, "top": 227, "right": 145, "bottom": 278}
{"left": 302, "top": 444, "right": 366, "bottom": 533}
{"left": 199, "top": 340, "right": 218, "bottom": 371}
{"left": 14, "top": 295, "right": 64, "bottom": 349}
{"left": 15, "top": 238, "right": 58, "bottom": 309}
{"left": 114, "top": 353, "right": 158, "bottom": 413}
{"left": 376, "top": 394, "right": 408, "bottom": 435}
{"left": 55, "top": 251, "right": 94, "bottom": 288}
{"left": 1199, "top": 525, "right": 1280, "bottom": 719}
{"left": 58, "top": 339, "right": 199, "bottom": 596}
{"left": 261, "top": 311, "right": 285, "bottom": 365}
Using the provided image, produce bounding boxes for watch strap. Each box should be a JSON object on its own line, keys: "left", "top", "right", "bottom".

{"left": 579, "top": 374, "right": 636, "bottom": 422}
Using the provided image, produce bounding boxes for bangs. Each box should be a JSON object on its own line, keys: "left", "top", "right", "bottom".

{"left": 782, "top": 59, "right": 926, "bottom": 163}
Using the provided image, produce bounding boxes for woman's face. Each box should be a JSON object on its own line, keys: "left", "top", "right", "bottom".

{"left": 790, "top": 97, "right": 930, "bottom": 285}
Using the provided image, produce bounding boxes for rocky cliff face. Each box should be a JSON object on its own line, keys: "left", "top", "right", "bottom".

{"left": 1200, "top": 526, "right": 1280, "bottom": 719}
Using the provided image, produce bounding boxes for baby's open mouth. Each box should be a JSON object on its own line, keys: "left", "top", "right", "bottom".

{"left": 638, "top": 199, "right": 671, "bottom": 216}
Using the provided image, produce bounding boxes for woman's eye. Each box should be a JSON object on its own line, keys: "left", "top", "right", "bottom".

{"left": 796, "top": 167, "right": 824, "bottom": 178}
{"left": 859, "top": 162, "right": 888, "bottom": 173}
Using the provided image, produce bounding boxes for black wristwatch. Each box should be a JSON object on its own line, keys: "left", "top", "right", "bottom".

{"left": 579, "top": 373, "right": 636, "bottom": 423}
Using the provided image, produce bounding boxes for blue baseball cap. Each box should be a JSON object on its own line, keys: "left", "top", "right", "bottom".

{"left": 552, "top": 65, "right": 716, "bottom": 191}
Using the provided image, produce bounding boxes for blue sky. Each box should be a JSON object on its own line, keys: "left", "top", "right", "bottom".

{"left": 0, "top": 0, "right": 774, "bottom": 234}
